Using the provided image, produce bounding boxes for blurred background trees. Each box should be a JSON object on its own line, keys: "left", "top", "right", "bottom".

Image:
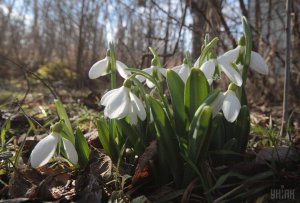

{"left": 0, "top": 0, "right": 299, "bottom": 104}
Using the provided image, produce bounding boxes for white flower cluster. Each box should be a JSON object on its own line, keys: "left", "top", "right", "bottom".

{"left": 30, "top": 42, "right": 268, "bottom": 169}
{"left": 88, "top": 44, "right": 267, "bottom": 124}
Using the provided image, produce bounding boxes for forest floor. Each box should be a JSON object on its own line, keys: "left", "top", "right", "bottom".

{"left": 0, "top": 78, "right": 300, "bottom": 202}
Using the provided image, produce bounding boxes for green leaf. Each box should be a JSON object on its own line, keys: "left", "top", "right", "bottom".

{"left": 75, "top": 128, "right": 90, "bottom": 168}
{"left": 5, "top": 119, "right": 10, "bottom": 131}
{"left": 96, "top": 117, "right": 118, "bottom": 162}
{"left": 54, "top": 100, "right": 74, "bottom": 142}
{"left": 184, "top": 68, "right": 209, "bottom": 121}
{"left": 188, "top": 105, "right": 212, "bottom": 166}
{"left": 242, "top": 17, "right": 252, "bottom": 67}
{"left": 183, "top": 105, "right": 213, "bottom": 186}
{"left": 1, "top": 128, "right": 5, "bottom": 150}
{"left": 156, "top": 190, "right": 186, "bottom": 203}
{"left": 188, "top": 90, "right": 219, "bottom": 132}
{"left": 196, "top": 37, "right": 219, "bottom": 68}
{"left": 148, "top": 95, "right": 183, "bottom": 187}
{"left": 116, "top": 120, "right": 144, "bottom": 154}
{"left": 166, "top": 69, "right": 186, "bottom": 137}
{"left": 209, "top": 171, "right": 247, "bottom": 192}
{"left": 223, "top": 138, "right": 238, "bottom": 150}
{"left": 235, "top": 106, "right": 250, "bottom": 154}
{"left": 210, "top": 113, "right": 225, "bottom": 150}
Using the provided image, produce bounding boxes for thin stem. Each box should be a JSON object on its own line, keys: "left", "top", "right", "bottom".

{"left": 281, "top": 0, "right": 291, "bottom": 138}
{"left": 111, "top": 69, "right": 117, "bottom": 89}
{"left": 109, "top": 43, "right": 117, "bottom": 89}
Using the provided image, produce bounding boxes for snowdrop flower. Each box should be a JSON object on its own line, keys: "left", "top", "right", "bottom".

{"left": 200, "top": 54, "right": 243, "bottom": 86}
{"left": 211, "top": 90, "right": 241, "bottom": 122}
{"left": 248, "top": 51, "right": 268, "bottom": 74}
{"left": 232, "top": 46, "right": 268, "bottom": 75}
{"left": 172, "top": 60, "right": 190, "bottom": 83}
{"left": 88, "top": 56, "right": 130, "bottom": 79}
{"left": 30, "top": 126, "right": 78, "bottom": 168}
{"left": 100, "top": 85, "right": 146, "bottom": 124}
{"left": 136, "top": 66, "right": 166, "bottom": 88}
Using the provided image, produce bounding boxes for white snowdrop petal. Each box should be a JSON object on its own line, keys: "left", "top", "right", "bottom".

{"left": 157, "top": 67, "right": 167, "bottom": 77}
{"left": 135, "top": 67, "right": 153, "bottom": 82}
{"left": 128, "top": 103, "right": 138, "bottom": 125}
{"left": 30, "top": 132, "right": 59, "bottom": 168}
{"left": 222, "top": 91, "right": 241, "bottom": 122}
{"left": 172, "top": 65, "right": 182, "bottom": 73}
{"left": 100, "top": 88, "right": 120, "bottom": 106}
{"left": 218, "top": 46, "right": 241, "bottom": 64}
{"left": 211, "top": 92, "right": 226, "bottom": 117}
{"left": 218, "top": 62, "right": 243, "bottom": 87}
{"left": 194, "top": 57, "right": 200, "bottom": 68}
{"left": 194, "top": 57, "right": 207, "bottom": 68}
{"left": 236, "top": 64, "right": 244, "bottom": 73}
{"left": 88, "top": 58, "right": 109, "bottom": 79}
{"left": 62, "top": 138, "right": 78, "bottom": 164}
{"left": 178, "top": 64, "right": 190, "bottom": 82}
{"left": 104, "top": 87, "right": 130, "bottom": 119}
{"left": 146, "top": 79, "right": 155, "bottom": 88}
{"left": 250, "top": 51, "right": 268, "bottom": 75}
{"left": 116, "top": 60, "right": 131, "bottom": 79}
{"left": 129, "top": 92, "right": 146, "bottom": 121}
{"left": 136, "top": 75, "right": 145, "bottom": 82}
{"left": 200, "top": 60, "right": 216, "bottom": 84}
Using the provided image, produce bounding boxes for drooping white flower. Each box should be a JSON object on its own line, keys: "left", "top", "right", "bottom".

{"left": 200, "top": 55, "right": 243, "bottom": 86}
{"left": 211, "top": 90, "right": 241, "bottom": 123}
{"left": 172, "top": 63, "right": 190, "bottom": 83}
{"left": 136, "top": 66, "right": 166, "bottom": 88}
{"left": 88, "top": 56, "right": 130, "bottom": 79}
{"left": 30, "top": 132, "right": 78, "bottom": 168}
{"left": 100, "top": 86, "right": 146, "bottom": 124}
{"left": 249, "top": 51, "right": 268, "bottom": 75}
{"left": 220, "top": 45, "right": 268, "bottom": 75}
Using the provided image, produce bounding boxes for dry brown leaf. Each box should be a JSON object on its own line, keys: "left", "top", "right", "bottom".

{"left": 132, "top": 140, "right": 157, "bottom": 185}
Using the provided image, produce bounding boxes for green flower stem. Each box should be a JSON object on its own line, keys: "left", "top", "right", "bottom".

{"left": 240, "top": 16, "right": 252, "bottom": 105}
{"left": 109, "top": 42, "right": 117, "bottom": 89}
{"left": 149, "top": 47, "right": 165, "bottom": 97}
{"left": 241, "top": 16, "right": 252, "bottom": 85}
{"left": 127, "top": 68, "right": 172, "bottom": 121}
{"left": 111, "top": 69, "right": 117, "bottom": 89}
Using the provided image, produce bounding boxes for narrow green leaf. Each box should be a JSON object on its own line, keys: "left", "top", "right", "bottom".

{"left": 148, "top": 95, "right": 183, "bottom": 187}
{"left": 1, "top": 128, "right": 5, "bottom": 149}
{"left": 5, "top": 119, "right": 10, "bottom": 131}
{"left": 188, "top": 90, "right": 219, "bottom": 132}
{"left": 242, "top": 17, "right": 252, "bottom": 67}
{"left": 54, "top": 100, "right": 74, "bottom": 141}
{"left": 209, "top": 171, "right": 247, "bottom": 192}
{"left": 210, "top": 113, "right": 225, "bottom": 150}
{"left": 197, "top": 37, "right": 219, "bottom": 68}
{"left": 188, "top": 105, "right": 212, "bottom": 166}
{"left": 223, "top": 138, "right": 238, "bottom": 150}
{"left": 96, "top": 117, "right": 118, "bottom": 162}
{"left": 157, "top": 190, "right": 185, "bottom": 203}
{"left": 116, "top": 120, "right": 144, "bottom": 154}
{"left": 235, "top": 106, "right": 250, "bottom": 154}
{"left": 166, "top": 69, "right": 186, "bottom": 137}
{"left": 75, "top": 128, "right": 90, "bottom": 168}
{"left": 184, "top": 68, "right": 209, "bottom": 121}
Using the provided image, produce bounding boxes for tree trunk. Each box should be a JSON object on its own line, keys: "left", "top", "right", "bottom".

{"left": 76, "top": 0, "right": 86, "bottom": 89}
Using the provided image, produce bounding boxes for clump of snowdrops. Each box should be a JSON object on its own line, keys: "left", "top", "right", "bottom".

{"left": 29, "top": 17, "right": 268, "bottom": 192}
